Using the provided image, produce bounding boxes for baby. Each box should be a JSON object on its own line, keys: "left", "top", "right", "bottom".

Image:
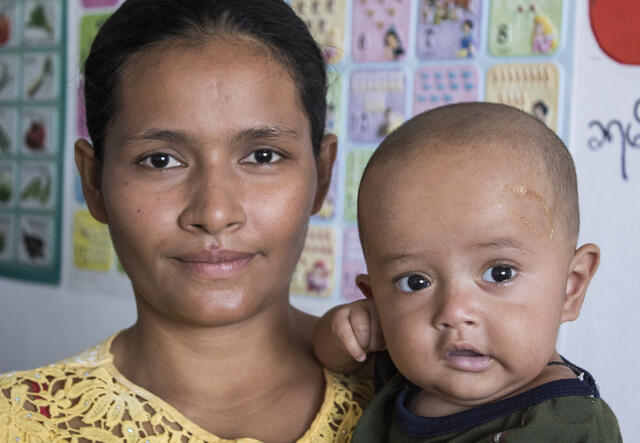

{"left": 314, "top": 102, "right": 621, "bottom": 441}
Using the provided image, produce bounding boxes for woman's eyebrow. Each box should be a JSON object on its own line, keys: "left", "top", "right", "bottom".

{"left": 121, "top": 125, "right": 301, "bottom": 148}
{"left": 232, "top": 126, "right": 302, "bottom": 143}
{"left": 122, "top": 128, "right": 192, "bottom": 146}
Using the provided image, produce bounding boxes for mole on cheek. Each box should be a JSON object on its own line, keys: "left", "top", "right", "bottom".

{"left": 507, "top": 185, "right": 554, "bottom": 240}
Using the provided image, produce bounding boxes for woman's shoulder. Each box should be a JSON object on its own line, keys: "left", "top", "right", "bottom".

{"left": 298, "top": 369, "right": 374, "bottom": 443}
{"left": 0, "top": 335, "right": 118, "bottom": 442}
{"left": 1, "top": 336, "right": 112, "bottom": 389}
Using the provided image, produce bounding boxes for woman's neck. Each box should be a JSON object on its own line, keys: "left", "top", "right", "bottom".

{"left": 111, "top": 296, "right": 320, "bottom": 410}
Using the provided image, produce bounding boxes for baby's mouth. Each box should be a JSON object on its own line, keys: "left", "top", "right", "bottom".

{"left": 449, "top": 350, "right": 483, "bottom": 357}
{"left": 445, "top": 348, "right": 492, "bottom": 372}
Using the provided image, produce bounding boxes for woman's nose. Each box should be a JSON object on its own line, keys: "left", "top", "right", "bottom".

{"left": 178, "top": 167, "right": 247, "bottom": 236}
{"left": 432, "top": 285, "right": 479, "bottom": 331}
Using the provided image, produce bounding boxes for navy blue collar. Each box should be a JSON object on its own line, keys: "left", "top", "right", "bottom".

{"left": 394, "top": 358, "right": 599, "bottom": 439}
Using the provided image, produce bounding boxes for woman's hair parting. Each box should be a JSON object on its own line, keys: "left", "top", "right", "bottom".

{"left": 83, "top": 0, "right": 327, "bottom": 158}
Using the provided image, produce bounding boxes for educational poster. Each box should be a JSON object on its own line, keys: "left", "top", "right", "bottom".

{"left": 64, "top": 0, "right": 122, "bottom": 286}
{"left": 0, "top": 0, "right": 66, "bottom": 283}
{"left": 291, "top": 0, "right": 347, "bottom": 64}
{"left": 485, "top": 62, "right": 559, "bottom": 131}
{"left": 66, "top": 0, "right": 130, "bottom": 293}
{"left": 413, "top": 64, "right": 479, "bottom": 114}
{"left": 290, "top": 226, "right": 336, "bottom": 298}
{"left": 341, "top": 227, "right": 366, "bottom": 301}
{"left": 343, "top": 148, "right": 374, "bottom": 223}
{"left": 312, "top": 72, "right": 342, "bottom": 221}
{"left": 351, "top": 0, "right": 411, "bottom": 63}
{"left": 59, "top": 0, "right": 576, "bottom": 306}
{"left": 348, "top": 69, "right": 407, "bottom": 143}
{"left": 488, "top": 0, "right": 563, "bottom": 57}
{"left": 417, "top": 0, "right": 483, "bottom": 60}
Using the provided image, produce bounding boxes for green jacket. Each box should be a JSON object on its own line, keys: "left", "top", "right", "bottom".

{"left": 353, "top": 355, "right": 622, "bottom": 443}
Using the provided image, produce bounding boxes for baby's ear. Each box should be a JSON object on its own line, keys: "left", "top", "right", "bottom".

{"left": 561, "top": 243, "right": 600, "bottom": 322}
{"left": 355, "top": 274, "right": 373, "bottom": 299}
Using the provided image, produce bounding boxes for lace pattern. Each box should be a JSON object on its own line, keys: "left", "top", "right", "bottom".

{"left": 0, "top": 333, "right": 373, "bottom": 443}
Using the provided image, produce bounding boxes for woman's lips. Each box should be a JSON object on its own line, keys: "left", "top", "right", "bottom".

{"left": 174, "top": 249, "right": 257, "bottom": 280}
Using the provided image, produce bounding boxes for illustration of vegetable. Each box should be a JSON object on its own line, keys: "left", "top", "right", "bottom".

{"left": 21, "top": 174, "right": 50, "bottom": 204}
{"left": 27, "top": 3, "right": 53, "bottom": 36}
{"left": 23, "top": 231, "right": 44, "bottom": 258}
{"left": 0, "top": 61, "right": 11, "bottom": 92}
{"left": 0, "top": 172, "right": 11, "bottom": 202}
{"left": 0, "top": 12, "right": 10, "bottom": 45}
{"left": 0, "top": 124, "right": 10, "bottom": 153}
{"left": 25, "top": 121, "right": 46, "bottom": 150}
{"left": 27, "top": 57, "right": 52, "bottom": 97}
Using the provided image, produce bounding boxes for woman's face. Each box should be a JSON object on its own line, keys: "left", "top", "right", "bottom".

{"left": 78, "top": 38, "right": 335, "bottom": 326}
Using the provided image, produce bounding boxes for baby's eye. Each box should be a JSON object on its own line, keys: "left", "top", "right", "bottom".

{"left": 395, "top": 274, "right": 430, "bottom": 292}
{"left": 482, "top": 265, "right": 517, "bottom": 284}
{"left": 242, "top": 149, "right": 283, "bottom": 164}
{"left": 139, "top": 153, "right": 183, "bottom": 169}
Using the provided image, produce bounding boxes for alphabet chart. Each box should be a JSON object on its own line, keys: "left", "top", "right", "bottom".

{"left": 0, "top": 0, "right": 67, "bottom": 283}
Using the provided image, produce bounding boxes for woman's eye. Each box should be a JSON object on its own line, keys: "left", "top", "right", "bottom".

{"left": 243, "top": 149, "right": 283, "bottom": 164}
{"left": 482, "top": 265, "right": 517, "bottom": 283}
{"left": 396, "top": 274, "right": 430, "bottom": 292}
{"left": 139, "top": 153, "right": 182, "bottom": 169}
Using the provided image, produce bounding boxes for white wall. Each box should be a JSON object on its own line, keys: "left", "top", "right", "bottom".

{"left": 555, "top": 1, "right": 640, "bottom": 438}
{"left": 0, "top": 278, "right": 136, "bottom": 371}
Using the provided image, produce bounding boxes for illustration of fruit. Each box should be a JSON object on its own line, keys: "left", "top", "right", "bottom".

{"left": 0, "top": 124, "right": 10, "bottom": 153}
{"left": 0, "top": 61, "right": 11, "bottom": 92}
{"left": 27, "top": 4, "right": 53, "bottom": 36}
{"left": 25, "top": 121, "right": 46, "bottom": 150}
{"left": 21, "top": 174, "right": 50, "bottom": 204}
{"left": 0, "top": 13, "right": 11, "bottom": 45}
{"left": 23, "top": 231, "right": 44, "bottom": 258}
{"left": 0, "top": 172, "right": 11, "bottom": 202}
{"left": 27, "top": 57, "right": 52, "bottom": 98}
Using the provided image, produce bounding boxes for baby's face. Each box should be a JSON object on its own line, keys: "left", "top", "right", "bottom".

{"left": 360, "top": 143, "right": 575, "bottom": 415}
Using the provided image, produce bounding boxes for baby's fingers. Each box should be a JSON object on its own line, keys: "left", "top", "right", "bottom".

{"left": 367, "top": 307, "right": 386, "bottom": 352}
{"left": 349, "top": 305, "right": 373, "bottom": 351}
{"left": 333, "top": 309, "right": 367, "bottom": 362}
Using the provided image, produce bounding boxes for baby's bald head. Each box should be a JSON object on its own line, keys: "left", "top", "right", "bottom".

{"left": 357, "top": 102, "right": 579, "bottom": 251}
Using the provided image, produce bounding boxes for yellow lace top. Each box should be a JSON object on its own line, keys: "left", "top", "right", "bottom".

{"left": 0, "top": 333, "right": 373, "bottom": 443}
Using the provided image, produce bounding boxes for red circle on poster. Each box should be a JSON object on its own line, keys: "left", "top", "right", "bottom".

{"left": 589, "top": 0, "right": 640, "bottom": 65}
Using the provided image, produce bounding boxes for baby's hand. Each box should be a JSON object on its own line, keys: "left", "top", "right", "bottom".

{"left": 331, "top": 299, "right": 385, "bottom": 362}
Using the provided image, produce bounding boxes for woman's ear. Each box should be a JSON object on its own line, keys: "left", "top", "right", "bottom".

{"left": 561, "top": 243, "right": 601, "bottom": 323}
{"left": 311, "top": 133, "right": 338, "bottom": 214}
{"left": 75, "top": 138, "right": 107, "bottom": 223}
{"left": 355, "top": 274, "right": 373, "bottom": 299}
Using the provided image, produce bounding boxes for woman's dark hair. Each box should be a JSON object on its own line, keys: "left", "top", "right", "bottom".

{"left": 84, "top": 0, "right": 327, "bottom": 158}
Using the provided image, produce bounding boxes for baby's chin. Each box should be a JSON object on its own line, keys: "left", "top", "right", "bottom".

{"left": 411, "top": 374, "right": 539, "bottom": 418}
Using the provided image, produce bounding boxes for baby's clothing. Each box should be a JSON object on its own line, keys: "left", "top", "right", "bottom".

{"left": 352, "top": 353, "right": 621, "bottom": 442}
{"left": 0, "top": 331, "right": 373, "bottom": 443}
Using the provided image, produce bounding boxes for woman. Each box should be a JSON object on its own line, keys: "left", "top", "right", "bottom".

{"left": 0, "top": 1, "right": 371, "bottom": 441}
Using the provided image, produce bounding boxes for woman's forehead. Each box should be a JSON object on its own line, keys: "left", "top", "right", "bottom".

{"left": 107, "top": 39, "right": 308, "bottom": 146}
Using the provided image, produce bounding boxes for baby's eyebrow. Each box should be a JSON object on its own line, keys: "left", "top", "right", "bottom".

{"left": 472, "top": 239, "right": 529, "bottom": 254}
{"left": 377, "top": 251, "right": 425, "bottom": 267}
